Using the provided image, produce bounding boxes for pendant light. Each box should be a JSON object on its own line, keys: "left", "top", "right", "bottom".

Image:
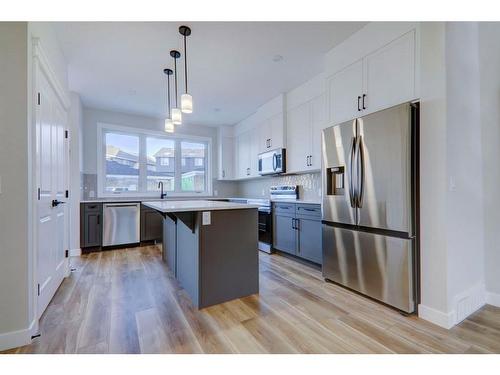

{"left": 170, "top": 50, "right": 182, "bottom": 125}
{"left": 179, "top": 25, "right": 193, "bottom": 114}
{"left": 163, "top": 68, "right": 174, "bottom": 133}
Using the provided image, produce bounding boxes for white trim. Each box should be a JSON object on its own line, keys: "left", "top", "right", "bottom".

{"left": 453, "top": 283, "right": 486, "bottom": 324}
{"left": 418, "top": 304, "right": 455, "bottom": 329}
{"left": 69, "top": 248, "right": 82, "bottom": 257}
{"left": 32, "top": 38, "right": 70, "bottom": 110}
{"left": 486, "top": 291, "right": 500, "bottom": 307}
{"left": 0, "top": 319, "right": 37, "bottom": 352}
{"left": 96, "top": 122, "right": 213, "bottom": 198}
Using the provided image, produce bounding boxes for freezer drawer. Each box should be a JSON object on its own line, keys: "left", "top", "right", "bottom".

{"left": 322, "top": 224, "right": 414, "bottom": 313}
{"left": 103, "top": 203, "right": 140, "bottom": 246}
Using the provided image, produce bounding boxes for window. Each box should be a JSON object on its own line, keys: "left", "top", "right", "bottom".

{"left": 146, "top": 137, "right": 175, "bottom": 192}
{"left": 181, "top": 142, "right": 207, "bottom": 192}
{"left": 104, "top": 132, "right": 139, "bottom": 193}
{"left": 98, "top": 124, "right": 211, "bottom": 197}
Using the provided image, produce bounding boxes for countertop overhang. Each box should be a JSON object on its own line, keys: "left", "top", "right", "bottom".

{"left": 142, "top": 200, "right": 259, "bottom": 213}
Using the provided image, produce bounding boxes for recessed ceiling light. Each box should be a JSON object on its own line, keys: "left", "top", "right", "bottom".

{"left": 272, "top": 55, "right": 284, "bottom": 63}
{"left": 128, "top": 89, "right": 137, "bottom": 96}
{"left": 214, "top": 108, "right": 221, "bottom": 112}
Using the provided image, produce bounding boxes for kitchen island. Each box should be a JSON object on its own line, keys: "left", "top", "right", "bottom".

{"left": 142, "top": 200, "right": 259, "bottom": 309}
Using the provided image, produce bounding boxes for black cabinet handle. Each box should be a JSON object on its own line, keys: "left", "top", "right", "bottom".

{"left": 357, "top": 96, "right": 361, "bottom": 111}
{"left": 295, "top": 218, "right": 300, "bottom": 231}
{"left": 291, "top": 218, "right": 296, "bottom": 230}
{"left": 97, "top": 215, "right": 100, "bottom": 225}
{"left": 309, "top": 155, "right": 312, "bottom": 166}
{"left": 362, "top": 94, "right": 366, "bottom": 110}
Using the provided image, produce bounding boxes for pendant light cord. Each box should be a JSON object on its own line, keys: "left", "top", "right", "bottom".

{"left": 183, "top": 35, "right": 188, "bottom": 93}
{"left": 167, "top": 74, "right": 171, "bottom": 117}
{"left": 174, "top": 56, "right": 178, "bottom": 107}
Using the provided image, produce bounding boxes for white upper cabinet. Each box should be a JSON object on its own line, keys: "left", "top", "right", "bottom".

{"left": 286, "top": 93, "right": 327, "bottom": 173}
{"left": 363, "top": 30, "right": 416, "bottom": 113}
{"left": 287, "top": 102, "right": 311, "bottom": 173}
{"left": 236, "top": 131, "right": 251, "bottom": 178}
{"left": 327, "top": 28, "right": 417, "bottom": 124}
{"left": 327, "top": 59, "right": 364, "bottom": 125}
{"left": 218, "top": 135, "right": 234, "bottom": 180}
{"left": 217, "top": 126, "right": 235, "bottom": 180}
{"left": 310, "top": 93, "right": 327, "bottom": 170}
{"left": 258, "top": 102, "right": 285, "bottom": 153}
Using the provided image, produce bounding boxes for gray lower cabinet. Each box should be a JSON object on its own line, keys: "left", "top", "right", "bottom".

{"left": 273, "top": 214, "right": 297, "bottom": 255}
{"left": 273, "top": 203, "right": 322, "bottom": 264}
{"left": 80, "top": 203, "right": 102, "bottom": 248}
{"left": 296, "top": 216, "right": 322, "bottom": 264}
{"left": 140, "top": 204, "right": 163, "bottom": 242}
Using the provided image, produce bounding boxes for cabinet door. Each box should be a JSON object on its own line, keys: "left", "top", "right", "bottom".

{"left": 83, "top": 212, "right": 101, "bottom": 247}
{"left": 286, "top": 102, "right": 311, "bottom": 173}
{"left": 219, "top": 136, "right": 234, "bottom": 179}
{"left": 273, "top": 214, "right": 297, "bottom": 255}
{"left": 237, "top": 131, "right": 250, "bottom": 178}
{"left": 363, "top": 30, "right": 416, "bottom": 114}
{"left": 258, "top": 119, "right": 271, "bottom": 153}
{"left": 140, "top": 207, "right": 163, "bottom": 242}
{"left": 297, "top": 217, "right": 322, "bottom": 264}
{"left": 249, "top": 129, "right": 260, "bottom": 177}
{"left": 269, "top": 113, "right": 284, "bottom": 150}
{"left": 310, "top": 94, "right": 327, "bottom": 170}
{"left": 327, "top": 59, "right": 363, "bottom": 124}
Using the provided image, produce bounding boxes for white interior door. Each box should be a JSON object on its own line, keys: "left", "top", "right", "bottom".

{"left": 36, "top": 66, "right": 69, "bottom": 318}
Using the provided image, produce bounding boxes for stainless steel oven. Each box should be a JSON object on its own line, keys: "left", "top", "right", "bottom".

{"left": 231, "top": 198, "right": 272, "bottom": 253}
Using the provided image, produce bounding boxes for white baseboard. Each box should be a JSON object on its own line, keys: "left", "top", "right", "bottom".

{"left": 486, "top": 291, "right": 500, "bottom": 307}
{"left": 0, "top": 318, "right": 37, "bottom": 352}
{"left": 418, "top": 304, "right": 455, "bottom": 329}
{"left": 69, "top": 248, "right": 81, "bottom": 257}
{"left": 453, "top": 283, "right": 486, "bottom": 324}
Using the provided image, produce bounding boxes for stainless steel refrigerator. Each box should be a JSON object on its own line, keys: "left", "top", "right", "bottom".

{"left": 321, "top": 102, "right": 418, "bottom": 313}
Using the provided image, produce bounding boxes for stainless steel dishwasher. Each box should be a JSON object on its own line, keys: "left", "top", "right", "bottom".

{"left": 102, "top": 202, "right": 140, "bottom": 246}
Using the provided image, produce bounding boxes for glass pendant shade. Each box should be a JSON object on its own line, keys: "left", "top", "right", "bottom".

{"left": 172, "top": 107, "right": 182, "bottom": 125}
{"left": 164, "top": 118, "right": 174, "bottom": 133}
{"left": 181, "top": 93, "right": 193, "bottom": 113}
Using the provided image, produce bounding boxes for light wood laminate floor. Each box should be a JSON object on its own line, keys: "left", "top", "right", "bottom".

{"left": 3, "top": 245, "right": 500, "bottom": 354}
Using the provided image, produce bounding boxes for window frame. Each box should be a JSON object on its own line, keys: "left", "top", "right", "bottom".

{"left": 97, "top": 122, "right": 212, "bottom": 198}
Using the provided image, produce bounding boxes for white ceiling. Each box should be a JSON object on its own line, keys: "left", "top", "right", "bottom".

{"left": 53, "top": 22, "right": 366, "bottom": 126}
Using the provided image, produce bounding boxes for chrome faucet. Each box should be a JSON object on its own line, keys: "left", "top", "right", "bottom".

{"left": 158, "top": 181, "right": 167, "bottom": 199}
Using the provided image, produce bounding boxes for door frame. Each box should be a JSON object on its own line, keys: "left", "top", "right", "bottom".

{"left": 30, "top": 38, "right": 71, "bottom": 328}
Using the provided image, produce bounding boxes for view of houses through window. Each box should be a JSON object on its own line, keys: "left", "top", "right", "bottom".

{"left": 102, "top": 127, "right": 209, "bottom": 195}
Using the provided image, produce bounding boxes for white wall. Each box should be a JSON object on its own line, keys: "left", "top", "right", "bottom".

{"left": 479, "top": 22, "right": 500, "bottom": 305}
{"left": 445, "top": 22, "right": 485, "bottom": 321}
{"left": 418, "top": 22, "right": 451, "bottom": 321}
{"left": 0, "top": 22, "right": 30, "bottom": 350}
{"left": 81, "top": 107, "right": 239, "bottom": 199}
{"left": 0, "top": 21, "right": 70, "bottom": 350}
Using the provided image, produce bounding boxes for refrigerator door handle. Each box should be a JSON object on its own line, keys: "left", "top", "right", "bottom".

{"left": 355, "top": 135, "right": 365, "bottom": 208}
{"left": 348, "top": 136, "right": 357, "bottom": 208}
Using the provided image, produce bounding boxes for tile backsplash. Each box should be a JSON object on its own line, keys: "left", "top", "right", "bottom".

{"left": 81, "top": 172, "right": 320, "bottom": 201}
{"left": 236, "top": 172, "right": 322, "bottom": 201}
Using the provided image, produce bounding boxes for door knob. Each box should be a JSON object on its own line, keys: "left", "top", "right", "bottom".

{"left": 52, "top": 199, "right": 66, "bottom": 207}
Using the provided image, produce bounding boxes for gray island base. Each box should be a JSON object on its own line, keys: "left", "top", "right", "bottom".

{"left": 143, "top": 201, "right": 259, "bottom": 309}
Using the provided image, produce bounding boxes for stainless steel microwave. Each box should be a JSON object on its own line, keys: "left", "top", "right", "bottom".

{"left": 258, "top": 148, "right": 286, "bottom": 175}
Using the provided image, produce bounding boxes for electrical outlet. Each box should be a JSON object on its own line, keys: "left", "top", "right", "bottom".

{"left": 214, "top": 189, "right": 218, "bottom": 196}
{"left": 262, "top": 189, "right": 265, "bottom": 196}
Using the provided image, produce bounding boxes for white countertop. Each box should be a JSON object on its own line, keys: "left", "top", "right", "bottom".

{"left": 142, "top": 200, "right": 259, "bottom": 213}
